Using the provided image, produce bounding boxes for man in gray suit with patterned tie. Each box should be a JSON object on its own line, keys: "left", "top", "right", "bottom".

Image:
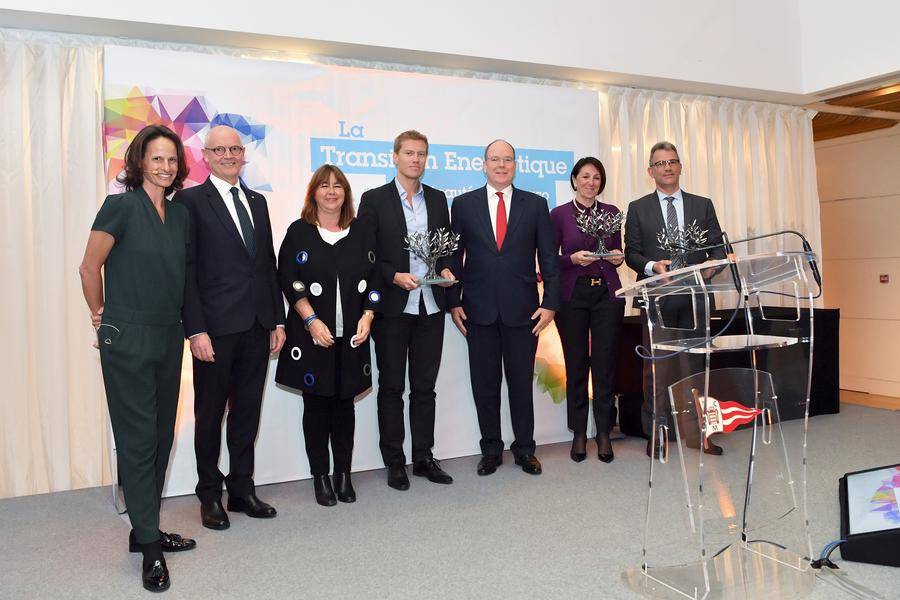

{"left": 624, "top": 141, "right": 725, "bottom": 456}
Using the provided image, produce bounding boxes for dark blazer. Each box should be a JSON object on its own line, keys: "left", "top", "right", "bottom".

{"left": 274, "top": 219, "right": 379, "bottom": 397}
{"left": 447, "top": 186, "right": 560, "bottom": 327}
{"left": 624, "top": 191, "right": 726, "bottom": 281}
{"left": 174, "top": 177, "right": 285, "bottom": 338}
{"left": 550, "top": 200, "right": 624, "bottom": 303}
{"left": 356, "top": 180, "right": 451, "bottom": 317}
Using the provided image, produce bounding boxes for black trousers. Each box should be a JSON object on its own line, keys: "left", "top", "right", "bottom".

{"left": 466, "top": 319, "right": 538, "bottom": 459}
{"left": 192, "top": 322, "right": 269, "bottom": 504}
{"left": 554, "top": 279, "right": 624, "bottom": 436}
{"left": 372, "top": 309, "right": 445, "bottom": 465}
{"left": 640, "top": 295, "right": 706, "bottom": 437}
{"left": 302, "top": 340, "right": 355, "bottom": 475}
{"left": 100, "top": 321, "right": 183, "bottom": 545}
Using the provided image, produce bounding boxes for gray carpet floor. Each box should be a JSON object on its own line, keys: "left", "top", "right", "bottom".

{"left": 2, "top": 403, "right": 898, "bottom": 599}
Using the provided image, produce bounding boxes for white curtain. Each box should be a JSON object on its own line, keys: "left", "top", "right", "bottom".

{"left": 0, "top": 30, "right": 109, "bottom": 498}
{"left": 598, "top": 86, "right": 822, "bottom": 308}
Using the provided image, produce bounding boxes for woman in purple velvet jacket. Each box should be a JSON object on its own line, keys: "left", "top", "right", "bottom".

{"left": 550, "top": 157, "right": 626, "bottom": 463}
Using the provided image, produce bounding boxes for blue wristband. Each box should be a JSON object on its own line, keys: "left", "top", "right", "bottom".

{"left": 303, "top": 313, "right": 319, "bottom": 331}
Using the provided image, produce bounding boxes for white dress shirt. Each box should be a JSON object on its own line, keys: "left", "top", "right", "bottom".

{"left": 486, "top": 184, "right": 513, "bottom": 242}
{"left": 209, "top": 174, "right": 255, "bottom": 236}
{"left": 317, "top": 226, "right": 350, "bottom": 337}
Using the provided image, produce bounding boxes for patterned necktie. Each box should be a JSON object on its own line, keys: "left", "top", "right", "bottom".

{"left": 230, "top": 186, "right": 256, "bottom": 255}
{"left": 495, "top": 191, "right": 507, "bottom": 250}
{"left": 665, "top": 196, "right": 678, "bottom": 233}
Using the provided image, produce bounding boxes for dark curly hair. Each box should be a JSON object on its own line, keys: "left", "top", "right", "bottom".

{"left": 116, "top": 124, "right": 189, "bottom": 195}
{"left": 570, "top": 156, "right": 607, "bottom": 195}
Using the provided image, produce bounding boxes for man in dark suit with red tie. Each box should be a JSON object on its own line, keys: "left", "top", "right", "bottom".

{"left": 448, "top": 139, "right": 560, "bottom": 476}
{"left": 174, "top": 125, "right": 285, "bottom": 529}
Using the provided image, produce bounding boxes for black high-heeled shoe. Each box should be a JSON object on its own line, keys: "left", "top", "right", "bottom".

{"left": 570, "top": 433, "right": 587, "bottom": 463}
{"left": 332, "top": 472, "right": 356, "bottom": 503}
{"left": 597, "top": 431, "right": 614, "bottom": 463}
{"left": 313, "top": 474, "right": 337, "bottom": 507}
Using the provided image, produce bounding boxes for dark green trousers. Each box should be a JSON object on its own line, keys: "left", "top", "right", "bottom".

{"left": 99, "top": 319, "right": 183, "bottom": 544}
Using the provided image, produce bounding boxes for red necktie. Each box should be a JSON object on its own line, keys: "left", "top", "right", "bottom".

{"left": 495, "top": 191, "right": 507, "bottom": 250}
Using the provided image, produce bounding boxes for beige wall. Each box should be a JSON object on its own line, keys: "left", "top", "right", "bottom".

{"left": 816, "top": 125, "right": 900, "bottom": 397}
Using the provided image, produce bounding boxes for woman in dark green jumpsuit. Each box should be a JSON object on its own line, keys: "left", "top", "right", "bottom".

{"left": 79, "top": 125, "right": 196, "bottom": 593}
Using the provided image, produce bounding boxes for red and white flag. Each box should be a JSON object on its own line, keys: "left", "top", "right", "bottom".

{"left": 700, "top": 397, "right": 762, "bottom": 437}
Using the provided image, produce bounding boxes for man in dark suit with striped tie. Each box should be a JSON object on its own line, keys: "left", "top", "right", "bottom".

{"left": 624, "top": 141, "right": 725, "bottom": 457}
{"left": 174, "top": 125, "right": 285, "bottom": 529}
{"left": 447, "top": 139, "right": 560, "bottom": 476}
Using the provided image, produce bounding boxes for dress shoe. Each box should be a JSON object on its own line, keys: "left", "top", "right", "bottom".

{"left": 142, "top": 557, "right": 170, "bottom": 593}
{"left": 570, "top": 432, "right": 587, "bottom": 462}
{"left": 130, "top": 530, "right": 196, "bottom": 553}
{"left": 313, "top": 474, "right": 337, "bottom": 506}
{"left": 227, "top": 493, "right": 277, "bottom": 518}
{"left": 597, "top": 432, "right": 614, "bottom": 463}
{"left": 412, "top": 458, "right": 453, "bottom": 484}
{"left": 332, "top": 472, "right": 356, "bottom": 503}
{"left": 200, "top": 499, "right": 230, "bottom": 530}
{"left": 387, "top": 463, "right": 410, "bottom": 490}
{"left": 703, "top": 440, "right": 724, "bottom": 456}
{"left": 476, "top": 454, "right": 502, "bottom": 476}
{"left": 514, "top": 454, "right": 542, "bottom": 475}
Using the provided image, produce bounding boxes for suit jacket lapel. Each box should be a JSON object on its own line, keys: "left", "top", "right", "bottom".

{"left": 475, "top": 187, "right": 498, "bottom": 253}
{"left": 681, "top": 192, "right": 696, "bottom": 227}
{"left": 204, "top": 178, "right": 248, "bottom": 253}
{"left": 503, "top": 187, "right": 526, "bottom": 250}
{"left": 388, "top": 179, "right": 408, "bottom": 238}
{"left": 243, "top": 183, "right": 263, "bottom": 259}
{"left": 648, "top": 193, "right": 667, "bottom": 235}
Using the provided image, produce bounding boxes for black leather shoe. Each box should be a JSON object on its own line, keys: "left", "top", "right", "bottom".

{"left": 703, "top": 440, "right": 724, "bottom": 456}
{"left": 227, "top": 493, "right": 277, "bottom": 518}
{"left": 142, "top": 557, "right": 170, "bottom": 593}
{"left": 387, "top": 463, "right": 410, "bottom": 490}
{"left": 597, "top": 432, "right": 614, "bottom": 463}
{"left": 570, "top": 433, "right": 587, "bottom": 462}
{"left": 412, "top": 458, "right": 453, "bottom": 484}
{"left": 200, "top": 499, "right": 230, "bottom": 530}
{"left": 130, "top": 530, "right": 196, "bottom": 553}
{"left": 476, "top": 454, "right": 502, "bottom": 476}
{"left": 313, "top": 475, "right": 337, "bottom": 506}
{"left": 332, "top": 472, "right": 356, "bottom": 503}
{"left": 514, "top": 454, "right": 542, "bottom": 475}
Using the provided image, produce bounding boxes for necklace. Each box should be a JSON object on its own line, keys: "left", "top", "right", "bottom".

{"left": 572, "top": 198, "right": 598, "bottom": 214}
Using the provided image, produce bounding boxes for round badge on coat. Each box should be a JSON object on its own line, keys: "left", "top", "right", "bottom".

{"left": 295, "top": 250, "right": 309, "bottom": 265}
{"left": 357, "top": 279, "right": 367, "bottom": 293}
{"left": 290, "top": 346, "right": 302, "bottom": 360}
{"left": 310, "top": 282, "right": 323, "bottom": 296}
{"left": 303, "top": 373, "right": 315, "bottom": 387}
{"left": 368, "top": 251, "right": 376, "bottom": 264}
{"left": 363, "top": 363, "right": 371, "bottom": 376}
{"left": 368, "top": 290, "right": 381, "bottom": 303}
{"left": 292, "top": 280, "right": 306, "bottom": 293}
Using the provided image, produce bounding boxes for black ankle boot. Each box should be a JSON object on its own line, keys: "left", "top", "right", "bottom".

{"left": 141, "top": 541, "right": 170, "bottom": 592}
{"left": 333, "top": 472, "right": 356, "bottom": 503}
{"left": 313, "top": 474, "right": 337, "bottom": 507}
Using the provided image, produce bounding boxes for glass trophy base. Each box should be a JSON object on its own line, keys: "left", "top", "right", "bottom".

{"left": 623, "top": 542, "right": 815, "bottom": 600}
{"left": 419, "top": 277, "right": 458, "bottom": 286}
{"left": 586, "top": 251, "right": 621, "bottom": 259}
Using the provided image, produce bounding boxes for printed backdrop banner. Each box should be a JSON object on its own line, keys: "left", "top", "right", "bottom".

{"left": 103, "top": 45, "right": 601, "bottom": 496}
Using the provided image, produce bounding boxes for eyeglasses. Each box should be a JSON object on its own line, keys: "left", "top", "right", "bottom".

{"left": 650, "top": 158, "right": 680, "bottom": 168}
{"left": 486, "top": 156, "right": 515, "bottom": 164}
{"left": 205, "top": 145, "right": 245, "bottom": 156}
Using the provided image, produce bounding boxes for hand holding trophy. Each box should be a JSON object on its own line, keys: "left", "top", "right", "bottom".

{"left": 656, "top": 220, "right": 709, "bottom": 271}
{"left": 575, "top": 208, "right": 625, "bottom": 258}
{"left": 403, "top": 227, "right": 460, "bottom": 285}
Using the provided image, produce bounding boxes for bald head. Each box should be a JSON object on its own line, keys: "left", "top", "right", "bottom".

{"left": 203, "top": 125, "right": 244, "bottom": 185}
{"left": 483, "top": 139, "right": 516, "bottom": 189}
